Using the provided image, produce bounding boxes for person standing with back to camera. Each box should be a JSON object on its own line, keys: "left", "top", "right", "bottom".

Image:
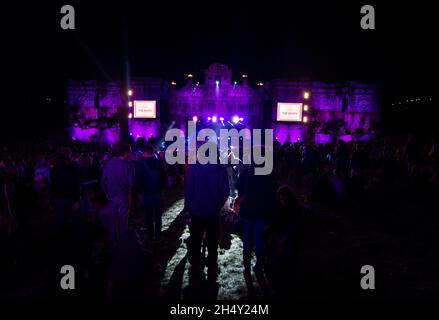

{"left": 184, "top": 142, "right": 230, "bottom": 275}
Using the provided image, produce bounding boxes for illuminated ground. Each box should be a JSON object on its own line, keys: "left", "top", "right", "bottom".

{"left": 4, "top": 183, "right": 439, "bottom": 300}
{"left": 152, "top": 198, "right": 259, "bottom": 300}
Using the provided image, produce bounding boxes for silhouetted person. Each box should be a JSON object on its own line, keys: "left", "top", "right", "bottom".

{"left": 49, "top": 148, "right": 80, "bottom": 224}
{"left": 0, "top": 159, "right": 14, "bottom": 234}
{"left": 405, "top": 135, "right": 420, "bottom": 172}
{"left": 236, "top": 161, "right": 276, "bottom": 296}
{"left": 184, "top": 149, "right": 229, "bottom": 273}
{"left": 267, "top": 185, "right": 304, "bottom": 298}
{"left": 335, "top": 139, "right": 349, "bottom": 178}
{"left": 101, "top": 144, "right": 135, "bottom": 251}
{"left": 138, "top": 145, "right": 166, "bottom": 242}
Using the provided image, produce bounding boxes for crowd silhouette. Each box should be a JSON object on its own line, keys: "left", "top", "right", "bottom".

{"left": 1, "top": 134, "right": 439, "bottom": 300}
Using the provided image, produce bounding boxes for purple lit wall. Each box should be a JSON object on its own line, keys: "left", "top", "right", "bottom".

{"left": 67, "top": 65, "right": 381, "bottom": 145}
{"left": 70, "top": 127, "right": 120, "bottom": 145}
{"left": 170, "top": 64, "right": 262, "bottom": 131}
{"left": 274, "top": 123, "right": 304, "bottom": 143}
{"left": 128, "top": 120, "right": 160, "bottom": 140}
{"left": 271, "top": 81, "right": 381, "bottom": 144}
{"left": 315, "top": 133, "right": 334, "bottom": 145}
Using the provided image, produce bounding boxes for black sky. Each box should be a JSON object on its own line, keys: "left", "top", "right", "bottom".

{"left": 2, "top": 1, "right": 436, "bottom": 138}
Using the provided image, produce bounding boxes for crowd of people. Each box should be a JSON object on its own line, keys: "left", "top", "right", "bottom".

{"left": 1, "top": 134, "right": 439, "bottom": 299}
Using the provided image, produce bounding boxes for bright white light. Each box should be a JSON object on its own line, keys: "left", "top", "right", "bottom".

{"left": 232, "top": 116, "right": 239, "bottom": 124}
{"left": 234, "top": 81, "right": 238, "bottom": 85}
{"left": 207, "top": 116, "right": 212, "bottom": 121}
{"left": 128, "top": 113, "right": 133, "bottom": 119}
{"left": 192, "top": 116, "right": 198, "bottom": 122}
{"left": 219, "top": 117, "right": 224, "bottom": 121}
{"left": 303, "top": 91, "right": 310, "bottom": 99}
{"left": 128, "top": 101, "right": 133, "bottom": 107}
{"left": 212, "top": 116, "right": 217, "bottom": 123}
{"left": 216, "top": 80, "right": 220, "bottom": 85}
{"left": 303, "top": 116, "right": 308, "bottom": 123}
{"left": 303, "top": 104, "right": 308, "bottom": 111}
{"left": 128, "top": 89, "right": 133, "bottom": 96}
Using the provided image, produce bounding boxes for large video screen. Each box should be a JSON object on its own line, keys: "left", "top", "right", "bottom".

{"left": 276, "top": 102, "right": 303, "bottom": 122}
{"left": 134, "top": 100, "right": 157, "bottom": 119}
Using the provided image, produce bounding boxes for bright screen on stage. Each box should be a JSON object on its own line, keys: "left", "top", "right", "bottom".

{"left": 134, "top": 100, "right": 156, "bottom": 119}
{"left": 276, "top": 102, "right": 303, "bottom": 122}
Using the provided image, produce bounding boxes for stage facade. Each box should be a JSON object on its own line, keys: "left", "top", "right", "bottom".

{"left": 67, "top": 64, "right": 382, "bottom": 145}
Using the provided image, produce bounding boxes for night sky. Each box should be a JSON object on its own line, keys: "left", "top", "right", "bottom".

{"left": 2, "top": 1, "right": 435, "bottom": 139}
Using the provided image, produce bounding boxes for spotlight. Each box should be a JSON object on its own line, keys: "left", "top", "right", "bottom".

{"left": 128, "top": 101, "right": 133, "bottom": 107}
{"left": 192, "top": 116, "right": 198, "bottom": 122}
{"left": 171, "top": 81, "right": 177, "bottom": 86}
{"left": 219, "top": 117, "right": 224, "bottom": 121}
{"left": 216, "top": 80, "right": 220, "bottom": 86}
{"left": 303, "top": 91, "right": 310, "bottom": 99}
{"left": 128, "top": 89, "right": 133, "bottom": 96}
{"left": 212, "top": 116, "right": 217, "bottom": 123}
{"left": 304, "top": 104, "right": 308, "bottom": 111}
{"left": 234, "top": 81, "right": 238, "bottom": 85}
{"left": 128, "top": 113, "right": 133, "bottom": 119}
{"left": 303, "top": 116, "right": 308, "bottom": 123}
{"left": 242, "top": 74, "right": 248, "bottom": 78}
{"left": 232, "top": 116, "right": 239, "bottom": 124}
{"left": 187, "top": 73, "right": 193, "bottom": 78}
{"left": 207, "top": 116, "right": 212, "bottom": 121}
{"left": 239, "top": 117, "right": 244, "bottom": 122}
